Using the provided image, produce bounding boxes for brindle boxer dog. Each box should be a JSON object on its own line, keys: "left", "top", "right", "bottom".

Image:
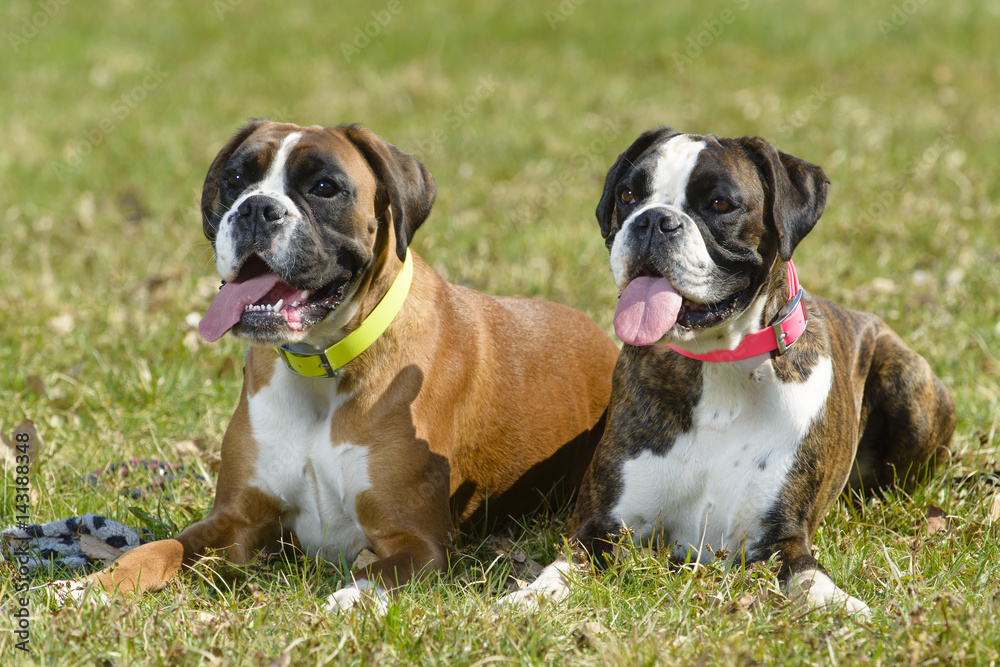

{"left": 501, "top": 126, "right": 956, "bottom": 618}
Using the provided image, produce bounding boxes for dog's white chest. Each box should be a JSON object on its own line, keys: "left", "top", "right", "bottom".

{"left": 611, "top": 357, "right": 833, "bottom": 563}
{"left": 247, "top": 362, "right": 371, "bottom": 563}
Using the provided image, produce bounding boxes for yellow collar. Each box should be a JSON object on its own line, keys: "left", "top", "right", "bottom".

{"left": 276, "top": 249, "right": 413, "bottom": 378}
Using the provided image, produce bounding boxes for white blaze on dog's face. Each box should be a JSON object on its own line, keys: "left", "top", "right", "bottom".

{"left": 197, "top": 121, "right": 435, "bottom": 348}
{"left": 608, "top": 135, "right": 721, "bottom": 299}
{"left": 213, "top": 131, "right": 305, "bottom": 282}
{"left": 597, "top": 128, "right": 828, "bottom": 353}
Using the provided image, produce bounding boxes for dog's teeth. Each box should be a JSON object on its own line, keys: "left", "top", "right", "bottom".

{"left": 292, "top": 301, "right": 300, "bottom": 307}
{"left": 274, "top": 299, "right": 284, "bottom": 311}
{"left": 301, "top": 291, "right": 310, "bottom": 300}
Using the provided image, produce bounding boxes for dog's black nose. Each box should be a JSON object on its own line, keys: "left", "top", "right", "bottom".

{"left": 633, "top": 208, "right": 681, "bottom": 234}
{"left": 236, "top": 194, "right": 287, "bottom": 229}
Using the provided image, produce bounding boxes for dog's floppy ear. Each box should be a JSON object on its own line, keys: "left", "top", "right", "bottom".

{"left": 737, "top": 136, "right": 830, "bottom": 261}
{"left": 201, "top": 119, "right": 268, "bottom": 241}
{"left": 596, "top": 126, "right": 679, "bottom": 239}
{"left": 340, "top": 124, "right": 437, "bottom": 261}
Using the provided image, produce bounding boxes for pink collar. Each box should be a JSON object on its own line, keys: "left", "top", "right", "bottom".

{"left": 667, "top": 261, "right": 807, "bottom": 363}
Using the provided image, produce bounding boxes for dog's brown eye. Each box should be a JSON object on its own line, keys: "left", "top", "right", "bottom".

{"left": 311, "top": 180, "right": 338, "bottom": 198}
{"left": 710, "top": 198, "right": 733, "bottom": 213}
{"left": 620, "top": 190, "right": 635, "bottom": 205}
{"left": 226, "top": 172, "right": 243, "bottom": 188}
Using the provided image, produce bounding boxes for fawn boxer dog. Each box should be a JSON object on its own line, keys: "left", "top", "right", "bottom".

{"left": 86, "top": 121, "right": 618, "bottom": 612}
{"left": 501, "top": 127, "right": 956, "bottom": 618}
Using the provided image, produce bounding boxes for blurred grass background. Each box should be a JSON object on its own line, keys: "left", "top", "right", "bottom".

{"left": 1, "top": 0, "right": 999, "bottom": 664}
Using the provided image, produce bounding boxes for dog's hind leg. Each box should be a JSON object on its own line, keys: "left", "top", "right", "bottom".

{"left": 849, "top": 325, "right": 956, "bottom": 497}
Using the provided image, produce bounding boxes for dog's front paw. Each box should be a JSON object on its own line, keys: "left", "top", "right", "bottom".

{"left": 496, "top": 586, "right": 562, "bottom": 610}
{"left": 324, "top": 579, "right": 389, "bottom": 616}
{"left": 495, "top": 560, "right": 574, "bottom": 611}
{"left": 785, "top": 568, "right": 872, "bottom": 621}
{"left": 47, "top": 579, "right": 109, "bottom": 606}
{"left": 838, "top": 593, "right": 872, "bottom": 620}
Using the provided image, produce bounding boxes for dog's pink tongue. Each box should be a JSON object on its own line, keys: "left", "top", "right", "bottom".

{"left": 199, "top": 272, "right": 283, "bottom": 342}
{"left": 614, "top": 276, "right": 683, "bottom": 346}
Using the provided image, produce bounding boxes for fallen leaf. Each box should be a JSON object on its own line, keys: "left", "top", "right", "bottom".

{"left": 524, "top": 557, "right": 544, "bottom": 578}
{"left": 79, "top": 534, "right": 123, "bottom": 565}
{"left": 3, "top": 420, "right": 42, "bottom": 463}
{"left": 485, "top": 535, "right": 514, "bottom": 553}
{"left": 574, "top": 621, "right": 610, "bottom": 649}
{"left": 501, "top": 548, "right": 544, "bottom": 579}
{"left": 506, "top": 576, "right": 530, "bottom": 592}
{"left": 989, "top": 492, "right": 1000, "bottom": 522}
{"left": 25, "top": 375, "right": 47, "bottom": 397}
{"left": 3, "top": 422, "right": 44, "bottom": 507}
{"left": 352, "top": 548, "right": 378, "bottom": 570}
{"left": 925, "top": 505, "right": 951, "bottom": 535}
{"left": 172, "top": 438, "right": 204, "bottom": 460}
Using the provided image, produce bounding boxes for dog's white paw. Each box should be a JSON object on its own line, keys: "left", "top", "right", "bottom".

{"left": 324, "top": 579, "right": 389, "bottom": 616}
{"left": 47, "top": 579, "right": 109, "bottom": 606}
{"left": 785, "top": 568, "right": 872, "bottom": 621}
{"left": 496, "top": 560, "right": 574, "bottom": 611}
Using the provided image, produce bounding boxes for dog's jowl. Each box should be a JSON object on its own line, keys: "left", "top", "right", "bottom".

{"left": 504, "top": 127, "right": 956, "bottom": 618}
{"left": 87, "top": 121, "right": 619, "bottom": 613}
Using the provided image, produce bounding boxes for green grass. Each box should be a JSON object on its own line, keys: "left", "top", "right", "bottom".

{"left": 2, "top": 0, "right": 999, "bottom": 664}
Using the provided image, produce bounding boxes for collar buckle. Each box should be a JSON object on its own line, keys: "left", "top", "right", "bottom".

{"left": 278, "top": 345, "right": 340, "bottom": 379}
{"left": 771, "top": 288, "right": 806, "bottom": 356}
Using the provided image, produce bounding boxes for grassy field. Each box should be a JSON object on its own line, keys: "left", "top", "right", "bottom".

{"left": 2, "top": 0, "right": 999, "bottom": 664}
